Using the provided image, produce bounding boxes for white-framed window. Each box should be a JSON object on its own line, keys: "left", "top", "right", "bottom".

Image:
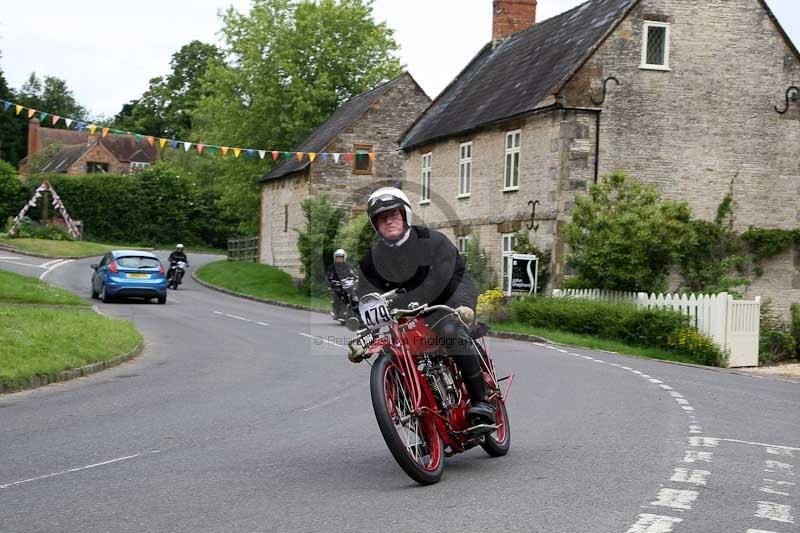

{"left": 458, "top": 142, "right": 472, "bottom": 197}
{"left": 501, "top": 233, "right": 516, "bottom": 290}
{"left": 130, "top": 161, "right": 151, "bottom": 173}
{"left": 640, "top": 21, "right": 670, "bottom": 70}
{"left": 420, "top": 153, "right": 432, "bottom": 204}
{"left": 457, "top": 236, "right": 469, "bottom": 256}
{"left": 503, "top": 130, "right": 521, "bottom": 191}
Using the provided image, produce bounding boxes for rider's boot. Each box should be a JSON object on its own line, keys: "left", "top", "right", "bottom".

{"left": 464, "top": 370, "right": 496, "bottom": 426}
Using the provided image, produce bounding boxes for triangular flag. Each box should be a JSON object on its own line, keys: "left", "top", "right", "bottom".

{"left": 309, "top": 153, "right": 317, "bottom": 162}
{"left": 284, "top": 152, "right": 292, "bottom": 160}
{"left": 221, "top": 147, "right": 229, "bottom": 156}
{"left": 295, "top": 152, "right": 304, "bottom": 161}
{"left": 183, "top": 142, "right": 191, "bottom": 152}
{"left": 28, "top": 108, "right": 37, "bottom": 119}
{"left": 333, "top": 153, "right": 340, "bottom": 163}
{"left": 321, "top": 153, "right": 329, "bottom": 161}
{"left": 196, "top": 144, "right": 205, "bottom": 154}
{"left": 258, "top": 150, "right": 266, "bottom": 160}
{"left": 369, "top": 152, "right": 377, "bottom": 161}
{"left": 344, "top": 152, "right": 354, "bottom": 162}
{"left": 39, "top": 112, "right": 49, "bottom": 122}
{"left": 271, "top": 151, "right": 279, "bottom": 161}
{"left": 51, "top": 115, "right": 60, "bottom": 126}
{"left": 135, "top": 134, "right": 142, "bottom": 144}
{"left": 88, "top": 124, "right": 97, "bottom": 134}
{"left": 2, "top": 102, "right": 10, "bottom": 112}
{"left": 245, "top": 149, "right": 254, "bottom": 158}
{"left": 207, "top": 146, "right": 217, "bottom": 156}
{"left": 65, "top": 118, "right": 73, "bottom": 128}
{"left": 159, "top": 138, "right": 167, "bottom": 149}
{"left": 233, "top": 148, "right": 241, "bottom": 158}
{"left": 112, "top": 130, "right": 121, "bottom": 138}
{"left": 170, "top": 140, "right": 179, "bottom": 149}
{"left": 15, "top": 105, "right": 23, "bottom": 115}
{"left": 102, "top": 127, "right": 110, "bottom": 137}
{"left": 146, "top": 136, "right": 155, "bottom": 147}
{"left": 76, "top": 121, "right": 86, "bottom": 130}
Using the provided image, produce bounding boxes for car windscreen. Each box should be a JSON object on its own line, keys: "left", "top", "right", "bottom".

{"left": 116, "top": 256, "right": 161, "bottom": 269}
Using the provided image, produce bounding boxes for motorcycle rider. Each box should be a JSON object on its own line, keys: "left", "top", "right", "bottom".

{"left": 327, "top": 249, "right": 358, "bottom": 320}
{"left": 354, "top": 187, "right": 496, "bottom": 425}
{"left": 166, "top": 244, "right": 189, "bottom": 284}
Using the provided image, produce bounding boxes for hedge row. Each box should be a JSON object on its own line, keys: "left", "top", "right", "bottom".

{"left": 3, "top": 165, "right": 233, "bottom": 247}
{"left": 510, "top": 296, "right": 727, "bottom": 367}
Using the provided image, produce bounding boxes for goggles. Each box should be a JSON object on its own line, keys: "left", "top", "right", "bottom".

{"left": 368, "top": 195, "right": 410, "bottom": 213}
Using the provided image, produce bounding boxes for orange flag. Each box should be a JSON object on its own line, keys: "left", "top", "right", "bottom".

{"left": 102, "top": 127, "right": 110, "bottom": 137}
{"left": 221, "top": 147, "right": 229, "bottom": 156}
{"left": 295, "top": 152, "right": 304, "bottom": 161}
{"left": 369, "top": 152, "right": 377, "bottom": 161}
{"left": 27, "top": 109, "right": 36, "bottom": 119}
{"left": 146, "top": 136, "right": 155, "bottom": 147}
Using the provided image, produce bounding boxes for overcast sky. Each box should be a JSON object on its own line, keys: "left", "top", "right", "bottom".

{"left": 0, "top": 0, "right": 797, "bottom": 119}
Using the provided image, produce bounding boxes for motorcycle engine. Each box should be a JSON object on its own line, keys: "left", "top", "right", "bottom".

{"left": 419, "top": 355, "right": 460, "bottom": 411}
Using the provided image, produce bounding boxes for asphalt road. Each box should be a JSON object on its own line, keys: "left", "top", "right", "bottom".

{"left": 0, "top": 250, "right": 798, "bottom": 532}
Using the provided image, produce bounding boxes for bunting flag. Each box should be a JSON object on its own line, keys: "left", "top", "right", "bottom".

{"left": 0, "top": 97, "right": 388, "bottom": 165}
{"left": 8, "top": 181, "right": 80, "bottom": 239}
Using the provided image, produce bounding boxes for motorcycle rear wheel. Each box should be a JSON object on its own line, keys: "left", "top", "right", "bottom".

{"left": 370, "top": 354, "right": 444, "bottom": 485}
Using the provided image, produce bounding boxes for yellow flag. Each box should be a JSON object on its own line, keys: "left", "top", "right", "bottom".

{"left": 295, "top": 152, "right": 304, "bottom": 161}
{"left": 233, "top": 148, "right": 241, "bottom": 158}
{"left": 309, "top": 152, "right": 317, "bottom": 162}
{"left": 15, "top": 105, "right": 23, "bottom": 115}
{"left": 102, "top": 127, "right": 110, "bottom": 137}
{"left": 88, "top": 124, "right": 97, "bottom": 134}
{"left": 28, "top": 108, "right": 36, "bottom": 119}
{"left": 159, "top": 138, "right": 167, "bottom": 149}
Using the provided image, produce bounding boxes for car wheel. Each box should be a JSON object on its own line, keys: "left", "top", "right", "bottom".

{"left": 101, "top": 284, "right": 113, "bottom": 303}
{"left": 157, "top": 294, "right": 167, "bottom": 305}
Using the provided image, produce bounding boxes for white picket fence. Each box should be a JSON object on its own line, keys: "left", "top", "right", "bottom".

{"left": 551, "top": 289, "right": 761, "bottom": 367}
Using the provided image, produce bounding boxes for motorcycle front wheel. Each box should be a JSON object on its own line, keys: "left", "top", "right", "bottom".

{"left": 370, "top": 354, "right": 444, "bottom": 485}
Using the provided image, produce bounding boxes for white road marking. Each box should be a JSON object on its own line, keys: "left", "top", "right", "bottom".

{"left": 708, "top": 438, "right": 800, "bottom": 452}
{"left": 747, "top": 530, "right": 781, "bottom": 533}
{"left": 297, "top": 332, "right": 345, "bottom": 349}
{"left": 626, "top": 514, "right": 682, "bottom": 532}
{"left": 755, "top": 501, "right": 794, "bottom": 524}
{"left": 681, "top": 405, "right": 695, "bottom": 412}
{"left": 631, "top": 370, "right": 643, "bottom": 375}
{"left": 669, "top": 468, "right": 710, "bottom": 486}
{"left": 760, "top": 479, "right": 793, "bottom": 497}
{"left": 640, "top": 374, "right": 652, "bottom": 379}
{"left": 0, "top": 451, "right": 160, "bottom": 489}
{"left": 302, "top": 395, "right": 344, "bottom": 412}
{"left": 675, "top": 398, "right": 690, "bottom": 405}
{"left": 650, "top": 488, "right": 698, "bottom": 510}
{"left": 764, "top": 460, "right": 794, "bottom": 475}
{"left": 659, "top": 384, "right": 673, "bottom": 390}
{"left": 213, "top": 311, "right": 270, "bottom": 326}
{"left": 621, "top": 366, "right": 632, "bottom": 370}
{"left": 767, "top": 447, "right": 796, "bottom": 457}
{"left": 40, "top": 258, "right": 65, "bottom": 268}
{"left": 0, "top": 258, "right": 46, "bottom": 268}
{"left": 689, "top": 425, "right": 703, "bottom": 434}
{"left": 683, "top": 450, "right": 713, "bottom": 463}
{"left": 648, "top": 378, "right": 663, "bottom": 383}
{"left": 689, "top": 437, "right": 719, "bottom": 447}
{"left": 40, "top": 259, "right": 73, "bottom": 280}
{"left": 669, "top": 391, "right": 684, "bottom": 398}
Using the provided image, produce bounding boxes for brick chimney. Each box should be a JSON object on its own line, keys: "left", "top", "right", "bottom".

{"left": 492, "top": 0, "right": 537, "bottom": 41}
{"left": 27, "top": 118, "right": 43, "bottom": 157}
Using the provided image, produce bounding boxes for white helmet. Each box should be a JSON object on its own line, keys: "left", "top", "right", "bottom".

{"left": 333, "top": 249, "right": 346, "bottom": 259}
{"left": 176, "top": 244, "right": 184, "bottom": 250}
{"left": 366, "top": 187, "right": 412, "bottom": 231}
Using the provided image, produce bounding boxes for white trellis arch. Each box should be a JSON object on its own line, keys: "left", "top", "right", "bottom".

{"left": 8, "top": 181, "right": 80, "bottom": 239}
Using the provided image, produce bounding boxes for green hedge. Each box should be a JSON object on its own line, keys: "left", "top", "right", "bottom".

{"left": 510, "top": 296, "right": 727, "bottom": 366}
{"left": 21, "top": 164, "right": 232, "bottom": 247}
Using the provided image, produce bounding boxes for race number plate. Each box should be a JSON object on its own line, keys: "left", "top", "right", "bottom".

{"left": 359, "top": 294, "right": 394, "bottom": 329}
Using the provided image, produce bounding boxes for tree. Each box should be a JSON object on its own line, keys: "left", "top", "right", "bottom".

{"left": 0, "top": 60, "right": 23, "bottom": 166}
{"left": 337, "top": 213, "right": 376, "bottom": 265}
{"left": 114, "top": 41, "right": 222, "bottom": 139}
{"left": 464, "top": 233, "right": 496, "bottom": 293}
{"left": 0, "top": 160, "right": 28, "bottom": 226}
{"left": 566, "top": 171, "right": 692, "bottom": 293}
{"left": 296, "top": 194, "right": 344, "bottom": 295}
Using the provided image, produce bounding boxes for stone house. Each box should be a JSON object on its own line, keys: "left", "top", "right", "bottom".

{"left": 400, "top": 0, "right": 800, "bottom": 311}
{"left": 258, "top": 72, "right": 431, "bottom": 276}
{"left": 20, "top": 118, "right": 159, "bottom": 175}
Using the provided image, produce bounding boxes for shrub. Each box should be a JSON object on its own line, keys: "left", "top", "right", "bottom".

{"left": 477, "top": 288, "right": 510, "bottom": 323}
{"left": 337, "top": 213, "right": 376, "bottom": 266}
{"left": 295, "top": 194, "right": 344, "bottom": 296}
{"left": 510, "top": 296, "right": 726, "bottom": 366}
{"left": 464, "top": 233, "right": 496, "bottom": 293}
{"left": 12, "top": 217, "right": 73, "bottom": 241}
{"left": 759, "top": 298, "right": 796, "bottom": 365}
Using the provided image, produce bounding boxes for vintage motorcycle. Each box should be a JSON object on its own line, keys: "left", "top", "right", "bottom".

{"left": 329, "top": 276, "right": 358, "bottom": 323}
{"left": 346, "top": 289, "right": 513, "bottom": 485}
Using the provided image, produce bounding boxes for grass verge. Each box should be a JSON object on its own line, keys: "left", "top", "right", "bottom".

{"left": 490, "top": 322, "right": 701, "bottom": 365}
{"left": 0, "top": 269, "right": 86, "bottom": 306}
{"left": 0, "top": 237, "right": 225, "bottom": 257}
{"left": 196, "top": 260, "right": 329, "bottom": 310}
{"left": 0, "top": 305, "right": 142, "bottom": 391}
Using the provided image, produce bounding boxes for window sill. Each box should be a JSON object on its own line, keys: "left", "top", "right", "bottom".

{"left": 502, "top": 187, "right": 520, "bottom": 193}
{"left": 457, "top": 194, "right": 471, "bottom": 199}
{"left": 419, "top": 200, "right": 431, "bottom": 206}
{"left": 639, "top": 64, "right": 671, "bottom": 71}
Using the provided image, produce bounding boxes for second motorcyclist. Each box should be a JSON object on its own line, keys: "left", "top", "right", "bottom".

{"left": 327, "top": 249, "right": 358, "bottom": 322}
{"left": 167, "top": 244, "right": 189, "bottom": 285}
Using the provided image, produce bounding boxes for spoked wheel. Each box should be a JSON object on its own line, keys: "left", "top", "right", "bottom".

{"left": 481, "top": 394, "right": 510, "bottom": 457}
{"left": 370, "top": 354, "right": 444, "bottom": 485}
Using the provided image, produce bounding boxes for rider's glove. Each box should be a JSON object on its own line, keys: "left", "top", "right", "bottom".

{"left": 348, "top": 343, "right": 367, "bottom": 364}
{"left": 455, "top": 305, "right": 475, "bottom": 324}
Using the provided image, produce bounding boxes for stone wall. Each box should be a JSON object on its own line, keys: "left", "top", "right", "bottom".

{"left": 260, "top": 171, "right": 310, "bottom": 277}
{"left": 67, "top": 144, "right": 126, "bottom": 175}
{"left": 561, "top": 0, "right": 800, "bottom": 312}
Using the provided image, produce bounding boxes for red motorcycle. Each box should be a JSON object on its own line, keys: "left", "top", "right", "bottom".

{"left": 347, "top": 289, "right": 514, "bottom": 485}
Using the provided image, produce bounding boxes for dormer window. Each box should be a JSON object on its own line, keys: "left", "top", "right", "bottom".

{"left": 641, "top": 21, "right": 670, "bottom": 70}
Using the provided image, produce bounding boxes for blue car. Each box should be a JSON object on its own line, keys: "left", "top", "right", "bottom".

{"left": 91, "top": 250, "right": 168, "bottom": 304}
